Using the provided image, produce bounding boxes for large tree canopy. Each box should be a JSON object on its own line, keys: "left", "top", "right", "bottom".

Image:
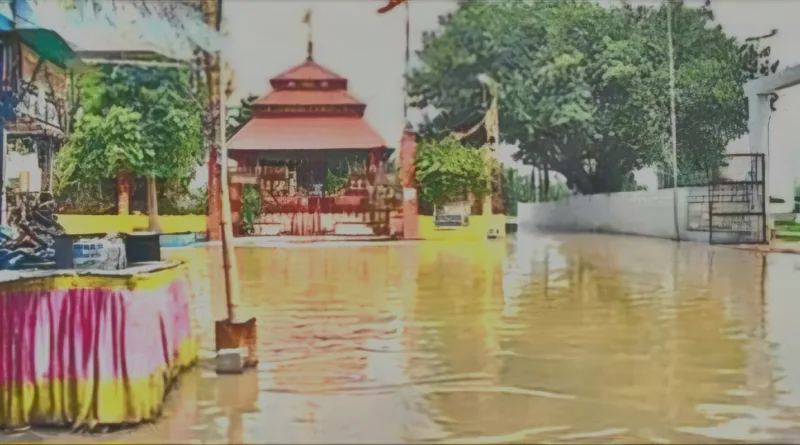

{"left": 56, "top": 65, "right": 204, "bottom": 191}
{"left": 227, "top": 93, "right": 259, "bottom": 137}
{"left": 55, "top": 65, "right": 204, "bottom": 229}
{"left": 408, "top": 0, "right": 778, "bottom": 194}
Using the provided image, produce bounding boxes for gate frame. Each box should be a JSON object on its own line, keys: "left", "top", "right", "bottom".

{"left": 707, "top": 153, "right": 767, "bottom": 245}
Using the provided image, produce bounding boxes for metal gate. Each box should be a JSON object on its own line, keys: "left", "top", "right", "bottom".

{"left": 708, "top": 153, "right": 767, "bottom": 245}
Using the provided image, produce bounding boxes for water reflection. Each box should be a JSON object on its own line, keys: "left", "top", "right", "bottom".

{"left": 19, "top": 233, "right": 800, "bottom": 444}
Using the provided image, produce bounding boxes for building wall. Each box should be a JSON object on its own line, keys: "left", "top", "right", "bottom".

{"left": 18, "top": 43, "right": 69, "bottom": 130}
{"left": 517, "top": 188, "right": 722, "bottom": 243}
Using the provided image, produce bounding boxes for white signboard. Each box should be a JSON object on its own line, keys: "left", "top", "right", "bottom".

{"left": 434, "top": 201, "right": 470, "bottom": 229}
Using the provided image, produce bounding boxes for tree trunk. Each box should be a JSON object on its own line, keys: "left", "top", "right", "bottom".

{"left": 117, "top": 172, "right": 131, "bottom": 215}
{"left": 531, "top": 166, "right": 537, "bottom": 203}
{"left": 543, "top": 164, "right": 550, "bottom": 202}
{"left": 147, "top": 176, "right": 163, "bottom": 233}
{"left": 537, "top": 167, "right": 544, "bottom": 202}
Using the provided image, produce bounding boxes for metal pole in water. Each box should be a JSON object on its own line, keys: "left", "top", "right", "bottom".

{"left": 214, "top": 0, "right": 258, "bottom": 373}
{"left": 218, "top": 56, "right": 241, "bottom": 322}
{"left": 667, "top": 0, "right": 680, "bottom": 241}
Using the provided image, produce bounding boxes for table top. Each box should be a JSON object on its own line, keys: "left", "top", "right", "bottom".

{"left": 0, "top": 261, "right": 182, "bottom": 284}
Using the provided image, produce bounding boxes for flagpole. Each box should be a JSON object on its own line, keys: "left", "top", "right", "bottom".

{"left": 403, "top": 0, "right": 410, "bottom": 125}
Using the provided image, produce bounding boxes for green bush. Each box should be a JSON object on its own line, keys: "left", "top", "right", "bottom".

{"left": 415, "top": 136, "right": 491, "bottom": 206}
{"left": 241, "top": 184, "right": 261, "bottom": 234}
{"left": 158, "top": 182, "right": 208, "bottom": 216}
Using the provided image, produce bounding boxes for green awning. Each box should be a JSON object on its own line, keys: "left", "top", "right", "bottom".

{"left": 15, "top": 27, "right": 78, "bottom": 69}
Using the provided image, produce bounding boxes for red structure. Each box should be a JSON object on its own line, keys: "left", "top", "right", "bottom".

{"left": 399, "top": 128, "right": 419, "bottom": 239}
{"left": 225, "top": 56, "right": 397, "bottom": 237}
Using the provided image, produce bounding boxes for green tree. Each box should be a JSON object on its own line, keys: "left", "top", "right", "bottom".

{"left": 415, "top": 135, "right": 491, "bottom": 206}
{"left": 408, "top": 0, "right": 778, "bottom": 194}
{"left": 55, "top": 65, "right": 204, "bottom": 231}
{"left": 227, "top": 93, "right": 259, "bottom": 137}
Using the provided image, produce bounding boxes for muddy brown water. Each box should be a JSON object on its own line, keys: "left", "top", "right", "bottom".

{"left": 7, "top": 233, "right": 800, "bottom": 444}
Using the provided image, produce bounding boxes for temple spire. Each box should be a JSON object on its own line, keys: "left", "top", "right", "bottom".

{"left": 302, "top": 9, "right": 313, "bottom": 61}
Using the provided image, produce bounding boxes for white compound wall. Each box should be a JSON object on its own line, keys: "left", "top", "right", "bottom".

{"left": 516, "top": 188, "right": 747, "bottom": 244}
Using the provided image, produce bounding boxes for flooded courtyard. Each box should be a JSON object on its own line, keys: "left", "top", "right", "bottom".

{"left": 12, "top": 232, "right": 800, "bottom": 444}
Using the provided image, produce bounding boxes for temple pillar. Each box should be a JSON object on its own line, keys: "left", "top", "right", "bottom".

{"left": 207, "top": 147, "right": 222, "bottom": 241}
{"left": 116, "top": 172, "right": 131, "bottom": 215}
{"left": 38, "top": 140, "right": 53, "bottom": 193}
{"left": 230, "top": 182, "right": 243, "bottom": 236}
{"left": 368, "top": 149, "right": 378, "bottom": 224}
{"left": 399, "top": 128, "right": 419, "bottom": 239}
{"left": 368, "top": 149, "right": 378, "bottom": 185}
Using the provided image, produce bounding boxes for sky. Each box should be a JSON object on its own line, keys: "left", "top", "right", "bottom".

{"left": 21, "top": 0, "right": 800, "bottom": 193}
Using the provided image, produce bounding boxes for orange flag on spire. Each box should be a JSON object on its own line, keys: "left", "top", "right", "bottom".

{"left": 377, "top": 0, "right": 406, "bottom": 14}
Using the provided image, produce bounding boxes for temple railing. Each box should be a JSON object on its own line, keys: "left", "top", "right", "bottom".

{"left": 259, "top": 196, "right": 371, "bottom": 214}
{"left": 229, "top": 166, "right": 259, "bottom": 185}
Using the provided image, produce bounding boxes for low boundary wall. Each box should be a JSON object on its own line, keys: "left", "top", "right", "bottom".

{"left": 55, "top": 214, "right": 510, "bottom": 241}
{"left": 417, "top": 215, "right": 506, "bottom": 241}
{"left": 56, "top": 214, "right": 207, "bottom": 235}
{"left": 517, "top": 188, "right": 715, "bottom": 243}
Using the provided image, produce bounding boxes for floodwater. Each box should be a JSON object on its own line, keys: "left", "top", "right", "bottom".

{"left": 13, "top": 232, "right": 800, "bottom": 443}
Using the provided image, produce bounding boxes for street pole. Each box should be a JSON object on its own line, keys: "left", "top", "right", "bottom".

{"left": 667, "top": 0, "right": 680, "bottom": 241}
{"left": 219, "top": 61, "right": 241, "bottom": 323}
{"left": 214, "top": 1, "right": 257, "bottom": 373}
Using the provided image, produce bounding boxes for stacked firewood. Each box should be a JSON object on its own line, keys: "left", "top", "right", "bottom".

{"left": 0, "top": 193, "right": 64, "bottom": 269}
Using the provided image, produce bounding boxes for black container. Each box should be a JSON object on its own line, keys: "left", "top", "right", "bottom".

{"left": 124, "top": 232, "right": 161, "bottom": 263}
{"left": 52, "top": 234, "right": 75, "bottom": 269}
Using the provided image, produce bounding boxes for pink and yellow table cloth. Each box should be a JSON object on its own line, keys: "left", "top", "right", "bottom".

{"left": 0, "top": 262, "right": 198, "bottom": 430}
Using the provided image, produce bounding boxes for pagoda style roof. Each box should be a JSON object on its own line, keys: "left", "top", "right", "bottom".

{"left": 272, "top": 59, "right": 344, "bottom": 82}
{"left": 226, "top": 117, "right": 385, "bottom": 151}
{"left": 253, "top": 89, "right": 362, "bottom": 107}
{"left": 229, "top": 58, "right": 387, "bottom": 152}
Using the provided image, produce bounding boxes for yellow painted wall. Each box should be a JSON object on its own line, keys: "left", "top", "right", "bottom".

{"left": 56, "top": 214, "right": 207, "bottom": 235}
{"left": 418, "top": 215, "right": 507, "bottom": 241}
{"left": 56, "top": 214, "right": 505, "bottom": 239}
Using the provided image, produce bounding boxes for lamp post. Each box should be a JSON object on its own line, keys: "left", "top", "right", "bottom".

{"left": 666, "top": 0, "right": 680, "bottom": 241}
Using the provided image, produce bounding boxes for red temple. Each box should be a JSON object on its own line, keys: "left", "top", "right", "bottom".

{"left": 226, "top": 57, "right": 397, "bottom": 237}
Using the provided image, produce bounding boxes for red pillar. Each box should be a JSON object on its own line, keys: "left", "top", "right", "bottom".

{"left": 399, "top": 128, "right": 419, "bottom": 239}
{"left": 207, "top": 147, "right": 222, "bottom": 241}
{"left": 230, "top": 182, "right": 243, "bottom": 236}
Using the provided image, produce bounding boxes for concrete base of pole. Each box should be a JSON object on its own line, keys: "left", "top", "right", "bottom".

{"left": 215, "top": 317, "right": 258, "bottom": 374}
{"left": 215, "top": 348, "right": 248, "bottom": 374}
